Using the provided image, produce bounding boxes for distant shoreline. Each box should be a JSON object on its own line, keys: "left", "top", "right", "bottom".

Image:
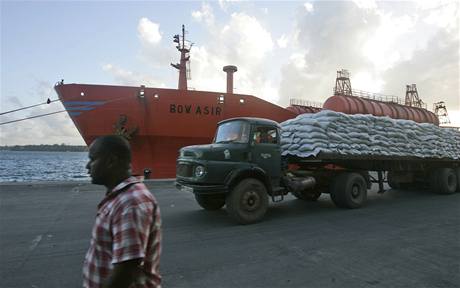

{"left": 0, "top": 144, "right": 88, "bottom": 152}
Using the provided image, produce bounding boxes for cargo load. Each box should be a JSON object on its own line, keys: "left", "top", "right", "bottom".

{"left": 281, "top": 110, "right": 460, "bottom": 159}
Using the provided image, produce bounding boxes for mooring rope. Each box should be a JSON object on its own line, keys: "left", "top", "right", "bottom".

{"left": 0, "top": 98, "right": 61, "bottom": 116}
{"left": 0, "top": 110, "right": 66, "bottom": 125}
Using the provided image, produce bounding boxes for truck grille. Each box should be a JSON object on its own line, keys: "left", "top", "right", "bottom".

{"left": 177, "top": 163, "right": 193, "bottom": 177}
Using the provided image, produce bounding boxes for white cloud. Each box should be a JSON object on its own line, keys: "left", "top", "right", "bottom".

{"left": 218, "top": 0, "right": 242, "bottom": 12}
{"left": 446, "top": 110, "right": 460, "bottom": 127}
{"left": 353, "top": 0, "right": 377, "bottom": 10}
{"left": 277, "top": 34, "right": 288, "bottom": 48}
{"left": 187, "top": 46, "right": 227, "bottom": 92}
{"left": 279, "top": 1, "right": 380, "bottom": 106}
{"left": 304, "top": 2, "right": 314, "bottom": 13}
{"left": 260, "top": 81, "right": 279, "bottom": 103}
{"left": 138, "top": 18, "right": 162, "bottom": 45}
{"left": 289, "top": 52, "right": 308, "bottom": 70}
{"left": 381, "top": 30, "right": 459, "bottom": 125}
{"left": 221, "top": 13, "right": 274, "bottom": 62}
{"left": 362, "top": 13, "right": 417, "bottom": 71}
{"left": 102, "top": 64, "right": 166, "bottom": 87}
{"left": 192, "top": 3, "right": 215, "bottom": 26}
{"left": 189, "top": 11, "right": 277, "bottom": 102}
{"left": 135, "top": 17, "right": 177, "bottom": 71}
{"left": 352, "top": 71, "right": 385, "bottom": 93}
{"left": 420, "top": 0, "right": 459, "bottom": 33}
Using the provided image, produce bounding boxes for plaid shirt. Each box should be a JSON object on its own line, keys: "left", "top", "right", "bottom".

{"left": 83, "top": 176, "right": 161, "bottom": 288}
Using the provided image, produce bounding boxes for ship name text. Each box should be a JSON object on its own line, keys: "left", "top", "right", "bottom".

{"left": 170, "top": 104, "right": 222, "bottom": 116}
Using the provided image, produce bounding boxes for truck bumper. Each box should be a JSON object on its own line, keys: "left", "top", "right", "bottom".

{"left": 175, "top": 181, "right": 228, "bottom": 195}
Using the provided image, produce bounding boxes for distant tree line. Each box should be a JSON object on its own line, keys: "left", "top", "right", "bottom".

{"left": 0, "top": 144, "right": 88, "bottom": 152}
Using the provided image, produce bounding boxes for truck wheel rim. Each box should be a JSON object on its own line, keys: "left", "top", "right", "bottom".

{"left": 351, "top": 184, "right": 361, "bottom": 198}
{"left": 242, "top": 191, "right": 260, "bottom": 211}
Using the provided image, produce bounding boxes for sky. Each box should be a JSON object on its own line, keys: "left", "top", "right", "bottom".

{"left": 1, "top": 0, "right": 459, "bottom": 145}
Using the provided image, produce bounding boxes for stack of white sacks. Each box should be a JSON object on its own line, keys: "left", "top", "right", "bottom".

{"left": 281, "top": 110, "right": 460, "bottom": 160}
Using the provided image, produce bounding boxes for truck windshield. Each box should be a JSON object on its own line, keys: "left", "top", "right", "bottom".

{"left": 214, "top": 121, "right": 250, "bottom": 144}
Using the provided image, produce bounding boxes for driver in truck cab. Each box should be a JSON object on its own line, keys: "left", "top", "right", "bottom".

{"left": 254, "top": 128, "right": 275, "bottom": 144}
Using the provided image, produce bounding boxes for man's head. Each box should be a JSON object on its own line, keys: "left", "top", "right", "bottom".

{"left": 86, "top": 135, "right": 131, "bottom": 186}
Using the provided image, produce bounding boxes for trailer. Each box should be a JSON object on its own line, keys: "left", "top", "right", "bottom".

{"left": 175, "top": 115, "right": 460, "bottom": 224}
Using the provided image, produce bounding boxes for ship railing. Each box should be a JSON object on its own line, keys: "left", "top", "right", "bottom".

{"left": 289, "top": 98, "right": 323, "bottom": 108}
{"left": 333, "top": 88, "right": 431, "bottom": 109}
{"left": 333, "top": 88, "right": 430, "bottom": 107}
{"left": 351, "top": 89, "right": 404, "bottom": 105}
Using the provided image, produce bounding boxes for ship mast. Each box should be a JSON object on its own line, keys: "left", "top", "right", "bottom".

{"left": 171, "top": 25, "right": 192, "bottom": 90}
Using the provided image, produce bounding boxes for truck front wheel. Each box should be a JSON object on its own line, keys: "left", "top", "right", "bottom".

{"left": 226, "top": 178, "right": 268, "bottom": 224}
{"left": 330, "top": 173, "right": 367, "bottom": 209}
{"left": 195, "top": 194, "right": 226, "bottom": 210}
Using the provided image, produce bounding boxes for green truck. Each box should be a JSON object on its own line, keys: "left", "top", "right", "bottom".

{"left": 175, "top": 117, "right": 460, "bottom": 224}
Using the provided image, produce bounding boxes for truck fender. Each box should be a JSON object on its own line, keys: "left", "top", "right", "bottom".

{"left": 224, "top": 167, "right": 271, "bottom": 194}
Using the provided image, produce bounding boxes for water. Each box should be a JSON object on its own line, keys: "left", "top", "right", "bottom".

{"left": 0, "top": 150, "right": 90, "bottom": 182}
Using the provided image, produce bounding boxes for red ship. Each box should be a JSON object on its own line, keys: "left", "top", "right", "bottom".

{"left": 54, "top": 26, "right": 318, "bottom": 178}
{"left": 55, "top": 26, "right": 438, "bottom": 179}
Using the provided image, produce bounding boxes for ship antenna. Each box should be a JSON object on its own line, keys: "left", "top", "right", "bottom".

{"left": 170, "top": 24, "right": 192, "bottom": 90}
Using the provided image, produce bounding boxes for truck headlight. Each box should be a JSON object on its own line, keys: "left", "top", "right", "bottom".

{"left": 194, "top": 165, "right": 206, "bottom": 177}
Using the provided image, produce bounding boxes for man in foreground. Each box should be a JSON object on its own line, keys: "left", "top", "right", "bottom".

{"left": 83, "top": 135, "right": 161, "bottom": 288}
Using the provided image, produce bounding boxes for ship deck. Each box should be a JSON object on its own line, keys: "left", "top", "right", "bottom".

{"left": 1, "top": 180, "right": 459, "bottom": 287}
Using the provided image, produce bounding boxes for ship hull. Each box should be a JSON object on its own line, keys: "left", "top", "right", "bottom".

{"left": 55, "top": 83, "right": 297, "bottom": 178}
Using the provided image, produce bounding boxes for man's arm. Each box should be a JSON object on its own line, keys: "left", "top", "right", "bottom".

{"left": 102, "top": 258, "right": 142, "bottom": 288}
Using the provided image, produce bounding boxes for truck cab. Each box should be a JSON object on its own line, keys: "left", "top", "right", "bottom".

{"left": 176, "top": 117, "right": 285, "bottom": 223}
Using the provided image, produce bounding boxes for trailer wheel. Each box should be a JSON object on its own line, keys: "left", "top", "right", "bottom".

{"left": 430, "top": 168, "right": 457, "bottom": 195}
{"left": 330, "top": 173, "right": 367, "bottom": 209}
{"left": 226, "top": 178, "right": 268, "bottom": 224}
{"left": 194, "top": 194, "right": 225, "bottom": 210}
{"left": 292, "top": 188, "right": 322, "bottom": 201}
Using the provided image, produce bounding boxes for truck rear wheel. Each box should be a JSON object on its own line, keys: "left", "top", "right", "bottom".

{"left": 195, "top": 194, "right": 225, "bottom": 210}
{"left": 226, "top": 178, "right": 268, "bottom": 224}
{"left": 430, "top": 168, "right": 457, "bottom": 195}
{"left": 330, "top": 173, "right": 367, "bottom": 209}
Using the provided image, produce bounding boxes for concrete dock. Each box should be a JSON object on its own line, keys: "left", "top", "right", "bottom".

{"left": 1, "top": 181, "right": 459, "bottom": 288}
